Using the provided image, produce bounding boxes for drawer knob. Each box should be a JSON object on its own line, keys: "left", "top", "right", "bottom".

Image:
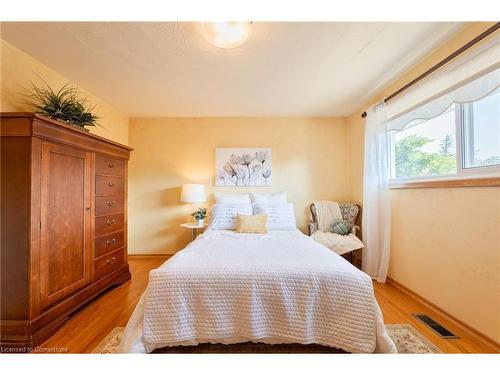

{"left": 107, "top": 162, "right": 115, "bottom": 168}
{"left": 107, "top": 181, "right": 115, "bottom": 187}
{"left": 106, "top": 200, "right": 116, "bottom": 207}
{"left": 106, "top": 238, "right": 116, "bottom": 245}
{"left": 106, "top": 257, "right": 117, "bottom": 264}
{"left": 106, "top": 219, "right": 116, "bottom": 225}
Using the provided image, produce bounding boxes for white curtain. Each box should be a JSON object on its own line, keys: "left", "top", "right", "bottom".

{"left": 362, "top": 102, "right": 391, "bottom": 283}
{"left": 360, "top": 35, "right": 499, "bottom": 283}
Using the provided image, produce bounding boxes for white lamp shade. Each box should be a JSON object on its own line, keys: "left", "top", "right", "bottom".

{"left": 180, "top": 184, "right": 206, "bottom": 203}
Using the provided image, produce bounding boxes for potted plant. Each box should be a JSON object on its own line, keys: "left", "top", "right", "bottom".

{"left": 191, "top": 208, "right": 207, "bottom": 226}
{"left": 22, "top": 78, "right": 99, "bottom": 131}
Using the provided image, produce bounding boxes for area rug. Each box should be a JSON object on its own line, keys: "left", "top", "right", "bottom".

{"left": 92, "top": 324, "right": 441, "bottom": 354}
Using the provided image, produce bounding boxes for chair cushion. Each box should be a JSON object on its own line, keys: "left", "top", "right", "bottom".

{"left": 329, "top": 220, "right": 353, "bottom": 235}
{"left": 311, "top": 231, "right": 364, "bottom": 256}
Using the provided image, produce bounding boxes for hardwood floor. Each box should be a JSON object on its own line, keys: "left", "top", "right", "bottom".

{"left": 40, "top": 256, "right": 167, "bottom": 353}
{"left": 39, "top": 256, "right": 497, "bottom": 353}
{"left": 374, "top": 282, "right": 497, "bottom": 353}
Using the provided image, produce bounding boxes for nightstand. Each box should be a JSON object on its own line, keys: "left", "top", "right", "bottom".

{"left": 181, "top": 223, "right": 207, "bottom": 241}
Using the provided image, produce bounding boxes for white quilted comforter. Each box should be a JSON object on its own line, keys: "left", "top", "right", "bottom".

{"left": 119, "top": 230, "right": 396, "bottom": 353}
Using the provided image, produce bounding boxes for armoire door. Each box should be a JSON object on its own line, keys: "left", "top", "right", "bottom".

{"left": 39, "top": 142, "right": 92, "bottom": 309}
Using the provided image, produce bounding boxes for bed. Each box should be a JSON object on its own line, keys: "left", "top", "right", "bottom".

{"left": 119, "top": 229, "right": 396, "bottom": 353}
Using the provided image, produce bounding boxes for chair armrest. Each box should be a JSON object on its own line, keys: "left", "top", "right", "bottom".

{"left": 351, "top": 225, "right": 360, "bottom": 236}
{"left": 308, "top": 222, "right": 318, "bottom": 236}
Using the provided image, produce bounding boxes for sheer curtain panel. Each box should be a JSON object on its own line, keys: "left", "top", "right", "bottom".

{"left": 362, "top": 102, "right": 391, "bottom": 282}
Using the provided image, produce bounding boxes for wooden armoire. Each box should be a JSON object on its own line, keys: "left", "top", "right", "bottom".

{"left": 1, "top": 113, "right": 133, "bottom": 349}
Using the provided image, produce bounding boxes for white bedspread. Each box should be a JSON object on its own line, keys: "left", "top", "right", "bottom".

{"left": 120, "top": 230, "right": 396, "bottom": 353}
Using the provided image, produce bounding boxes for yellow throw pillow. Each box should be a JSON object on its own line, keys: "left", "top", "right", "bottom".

{"left": 236, "top": 214, "right": 268, "bottom": 234}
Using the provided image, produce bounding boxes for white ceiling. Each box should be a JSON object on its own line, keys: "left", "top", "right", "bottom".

{"left": 1, "top": 22, "right": 466, "bottom": 117}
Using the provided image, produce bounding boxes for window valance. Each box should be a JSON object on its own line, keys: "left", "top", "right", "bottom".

{"left": 387, "top": 36, "right": 500, "bottom": 131}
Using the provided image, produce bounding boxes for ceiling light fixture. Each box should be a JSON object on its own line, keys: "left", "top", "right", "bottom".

{"left": 199, "top": 22, "right": 252, "bottom": 49}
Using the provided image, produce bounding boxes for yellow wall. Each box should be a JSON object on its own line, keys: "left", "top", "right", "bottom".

{"left": 2, "top": 23, "right": 498, "bottom": 344}
{"left": 128, "top": 117, "right": 350, "bottom": 255}
{"left": 347, "top": 22, "right": 500, "bottom": 344}
{"left": 0, "top": 39, "right": 129, "bottom": 145}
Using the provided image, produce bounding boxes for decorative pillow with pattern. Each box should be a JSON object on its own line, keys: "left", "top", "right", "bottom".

{"left": 252, "top": 203, "right": 297, "bottom": 231}
{"left": 209, "top": 203, "right": 253, "bottom": 230}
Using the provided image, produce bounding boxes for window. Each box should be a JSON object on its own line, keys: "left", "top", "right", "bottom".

{"left": 391, "top": 104, "right": 457, "bottom": 179}
{"left": 461, "top": 90, "right": 500, "bottom": 169}
{"left": 390, "top": 90, "right": 500, "bottom": 182}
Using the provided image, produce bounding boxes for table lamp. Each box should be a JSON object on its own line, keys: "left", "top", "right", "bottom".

{"left": 180, "top": 184, "right": 206, "bottom": 222}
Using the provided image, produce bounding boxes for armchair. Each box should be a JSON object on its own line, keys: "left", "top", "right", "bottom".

{"left": 308, "top": 202, "right": 360, "bottom": 236}
{"left": 308, "top": 202, "right": 362, "bottom": 265}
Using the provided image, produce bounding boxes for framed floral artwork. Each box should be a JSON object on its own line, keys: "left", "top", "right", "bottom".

{"left": 215, "top": 148, "right": 272, "bottom": 187}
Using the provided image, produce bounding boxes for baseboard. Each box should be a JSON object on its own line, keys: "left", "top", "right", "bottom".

{"left": 386, "top": 277, "right": 500, "bottom": 353}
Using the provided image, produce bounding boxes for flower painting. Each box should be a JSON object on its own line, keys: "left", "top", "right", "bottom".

{"left": 215, "top": 148, "right": 272, "bottom": 187}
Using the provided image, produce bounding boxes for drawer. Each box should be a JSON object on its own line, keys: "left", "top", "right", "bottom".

{"left": 95, "top": 231, "right": 124, "bottom": 258}
{"left": 95, "top": 213, "right": 124, "bottom": 236}
{"left": 95, "top": 196, "right": 124, "bottom": 216}
{"left": 95, "top": 175, "right": 124, "bottom": 196}
{"left": 95, "top": 154, "right": 125, "bottom": 176}
{"left": 94, "top": 248, "right": 125, "bottom": 280}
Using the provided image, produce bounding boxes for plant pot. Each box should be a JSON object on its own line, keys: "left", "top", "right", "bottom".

{"left": 37, "top": 114, "right": 90, "bottom": 132}
{"left": 68, "top": 123, "right": 90, "bottom": 132}
{"left": 196, "top": 219, "right": 205, "bottom": 226}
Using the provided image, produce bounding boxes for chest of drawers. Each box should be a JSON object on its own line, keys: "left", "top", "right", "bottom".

{"left": 1, "top": 113, "right": 133, "bottom": 350}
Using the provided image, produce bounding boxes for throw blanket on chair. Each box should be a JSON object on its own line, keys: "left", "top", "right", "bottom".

{"left": 311, "top": 201, "right": 365, "bottom": 256}
{"left": 313, "top": 201, "right": 343, "bottom": 231}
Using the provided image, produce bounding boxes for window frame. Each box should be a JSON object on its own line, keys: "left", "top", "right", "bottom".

{"left": 388, "top": 98, "right": 500, "bottom": 188}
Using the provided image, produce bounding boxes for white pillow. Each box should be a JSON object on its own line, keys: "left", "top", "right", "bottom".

{"left": 214, "top": 192, "right": 252, "bottom": 204}
{"left": 250, "top": 191, "right": 287, "bottom": 204}
{"left": 252, "top": 203, "right": 297, "bottom": 231}
{"left": 209, "top": 203, "right": 253, "bottom": 230}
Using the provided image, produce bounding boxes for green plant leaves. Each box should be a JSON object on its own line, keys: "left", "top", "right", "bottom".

{"left": 190, "top": 207, "right": 207, "bottom": 220}
{"left": 22, "top": 77, "right": 99, "bottom": 128}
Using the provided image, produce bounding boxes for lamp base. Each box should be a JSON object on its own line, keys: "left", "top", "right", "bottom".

{"left": 188, "top": 203, "right": 197, "bottom": 224}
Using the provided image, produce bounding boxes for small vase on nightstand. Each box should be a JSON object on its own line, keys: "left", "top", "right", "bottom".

{"left": 196, "top": 219, "right": 204, "bottom": 226}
